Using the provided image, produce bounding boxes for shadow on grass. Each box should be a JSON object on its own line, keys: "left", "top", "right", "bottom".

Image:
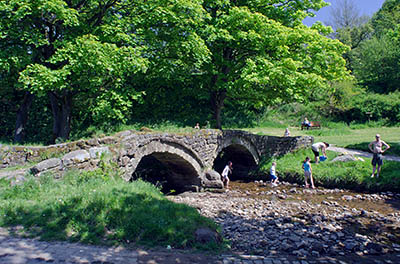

{"left": 0, "top": 188, "right": 221, "bottom": 251}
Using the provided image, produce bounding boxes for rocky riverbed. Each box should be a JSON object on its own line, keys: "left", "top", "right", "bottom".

{"left": 169, "top": 181, "right": 400, "bottom": 261}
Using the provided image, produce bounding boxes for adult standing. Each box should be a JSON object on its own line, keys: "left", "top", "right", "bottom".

{"left": 311, "top": 142, "right": 329, "bottom": 163}
{"left": 368, "top": 134, "right": 390, "bottom": 178}
{"left": 221, "top": 161, "right": 233, "bottom": 189}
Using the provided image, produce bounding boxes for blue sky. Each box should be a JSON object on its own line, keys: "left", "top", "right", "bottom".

{"left": 303, "top": 0, "right": 386, "bottom": 26}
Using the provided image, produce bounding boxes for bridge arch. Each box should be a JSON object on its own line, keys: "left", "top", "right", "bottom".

{"left": 213, "top": 136, "right": 260, "bottom": 179}
{"left": 126, "top": 140, "right": 204, "bottom": 192}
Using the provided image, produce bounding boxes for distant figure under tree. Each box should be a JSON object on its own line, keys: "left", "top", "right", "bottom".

{"left": 302, "top": 117, "right": 311, "bottom": 130}
{"left": 368, "top": 134, "right": 390, "bottom": 178}
{"left": 284, "top": 128, "right": 290, "bottom": 137}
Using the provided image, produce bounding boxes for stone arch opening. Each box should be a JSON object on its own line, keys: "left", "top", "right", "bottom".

{"left": 213, "top": 144, "right": 258, "bottom": 180}
{"left": 131, "top": 152, "right": 201, "bottom": 194}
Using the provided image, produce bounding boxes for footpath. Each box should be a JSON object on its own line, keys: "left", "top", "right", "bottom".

{"left": 327, "top": 146, "right": 400, "bottom": 162}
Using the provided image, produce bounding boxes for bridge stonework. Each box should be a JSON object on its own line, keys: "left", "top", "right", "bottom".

{"left": 0, "top": 130, "right": 313, "bottom": 190}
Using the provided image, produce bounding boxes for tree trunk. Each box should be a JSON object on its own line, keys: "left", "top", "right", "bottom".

{"left": 49, "top": 91, "right": 72, "bottom": 143}
{"left": 14, "top": 92, "right": 34, "bottom": 143}
{"left": 211, "top": 90, "right": 226, "bottom": 130}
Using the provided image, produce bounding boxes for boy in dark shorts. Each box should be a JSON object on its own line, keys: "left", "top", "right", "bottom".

{"left": 368, "top": 134, "right": 390, "bottom": 178}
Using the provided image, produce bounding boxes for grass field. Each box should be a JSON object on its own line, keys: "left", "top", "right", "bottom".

{"left": 0, "top": 168, "right": 222, "bottom": 250}
{"left": 260, "top": 149, "right": 400, "bottom": 192}
{"left": 248, "top": 125, "right": 400, "bottom": 156}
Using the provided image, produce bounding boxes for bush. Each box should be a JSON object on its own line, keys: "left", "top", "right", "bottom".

{"left": 343, "top": 92, "right": 400, "bottom": 125}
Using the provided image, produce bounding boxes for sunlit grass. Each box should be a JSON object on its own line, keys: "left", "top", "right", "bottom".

{"left": 0, "top": 169, "right": 222, "bottom": 250}
{"left": 260, "top": 149, "right": 400, "bottom": 192}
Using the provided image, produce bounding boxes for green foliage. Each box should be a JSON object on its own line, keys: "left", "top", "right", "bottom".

{"left": 371, "top": 0, "right": 400, "bottom": 37}
{"left": 260, "top": 149, "right": 400, "bottom": 192}
{"left": 0, "top": 167, "right": 221, "bottom": 249}
{"left": 352, "top": 27, "right": 400, "bottom": 94}
{"left": 342, "top": 91, "right": 400, "bottom": 124}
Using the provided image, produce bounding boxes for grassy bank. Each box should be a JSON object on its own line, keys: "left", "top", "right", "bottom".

{"left": 248, "top": 125, "right": 400, "bottom": 156}
{"left": 0, "top": 169, "right": 221, "bottom": 250}
{"left": 260, "top": 149, "right": 400, "bottom": 193}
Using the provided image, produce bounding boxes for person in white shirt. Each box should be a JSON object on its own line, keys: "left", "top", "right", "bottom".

{"left": 270, "top": 161, "right": 278, "bottom": 186}
{"left": 311, "top": 142, "right": 329, "bottom": 163}
{"left": 221, "top": 161, "right": 232, "bottom": 189}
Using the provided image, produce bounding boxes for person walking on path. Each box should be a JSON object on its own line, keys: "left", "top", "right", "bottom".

{"left": 368, "top": 134, "right": 390, "bottom": 178}
{"left": 284, "top": 128, "right": 290, "bottom": 137}
{"left": 221, "top": 161, "right": 233, "bottom": 189}
{"left": 311, "top": 142, "right": 329, "bottom": 163}
{"left": 302, "top": 157, "right": 315, "bottom": 189}
{"left": 270, "top": 161, "right": 279, "bottom": 186}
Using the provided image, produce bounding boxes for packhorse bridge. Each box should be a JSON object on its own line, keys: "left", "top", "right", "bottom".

{"left": 0, "top": 130, "right": 313, "bottom": 192}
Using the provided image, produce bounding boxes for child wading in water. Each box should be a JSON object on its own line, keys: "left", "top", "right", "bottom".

{"left": 270, "top": 162, "right": 278, "bottom": 186}
{"left": 302, "top": 157, "right": 315, "bottom": 189}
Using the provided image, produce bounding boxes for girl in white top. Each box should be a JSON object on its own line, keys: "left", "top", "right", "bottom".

{"left": 221, "top": 161, "right": 232, "bottom": 188}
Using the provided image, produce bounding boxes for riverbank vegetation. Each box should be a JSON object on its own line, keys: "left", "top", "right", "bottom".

{"left": 260, "top": 149, "right": 400, "bottom": 193}
{"left": 0, "top": 167, "right": 222, "bottom": 250}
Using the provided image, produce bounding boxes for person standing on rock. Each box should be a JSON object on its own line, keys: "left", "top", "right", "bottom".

{"left": 311, "top": 142, "right": 329, "bottom": 163}
{"left": 221, "top": 161, "right": 233, "bottom": 189}
{"left": 368, "top": 134, "right": 390, "bottom": 178}
{"left": 302, "top": 157, "right": 315, "bottom": 189}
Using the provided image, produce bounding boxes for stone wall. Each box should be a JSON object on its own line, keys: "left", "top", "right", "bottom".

{"left": 0, "top": 129, "right": 313, "bottom": 190}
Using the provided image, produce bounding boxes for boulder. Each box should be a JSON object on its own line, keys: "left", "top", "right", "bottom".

{"left": 89, "top": 146, "right": 110, "bottom": 159}
{"left": 195, "top": 228, "right": 221, "bottom": 244}
{"left": 203, "top": 169, "right": 223, "bottom": 189}
{"left": 30, "top": 158, "right": 61, "bottom": 174}
{"left": 331, "top": 154, "right": 359, "bottom": 163}
{"left": 62, "top": 150, "right": 90, "bottom": 166}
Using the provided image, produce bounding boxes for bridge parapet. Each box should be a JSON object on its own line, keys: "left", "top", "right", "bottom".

{"left": 0, "top": 129, "right": 313, "bottom": 191}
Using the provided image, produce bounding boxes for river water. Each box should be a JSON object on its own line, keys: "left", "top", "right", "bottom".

{"left": 171, "top": 180, "right": 400, "bottom": 263}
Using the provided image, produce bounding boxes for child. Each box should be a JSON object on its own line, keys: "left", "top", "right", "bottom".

{"left": 302, "top": 157, "right": 315, "bottom": 189}
{"left": 270, "top": 161, "right": 278, "bottom": 186}
{"left": 221, "top": 161, "right": 233, "bottom": 189}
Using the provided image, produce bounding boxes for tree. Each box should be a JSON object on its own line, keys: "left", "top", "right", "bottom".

{"left": 352, "top": 27, "right": 400, "bottom": 93}
{"left": 371, "top": 0, "right": 400, "bottom": 37}
{"left": 197, "top": 0, "right": 350, "bottom": 128}
{"left": 351, "top": 0, "right": 400, "bottom": 93}
{"left": 328, "top": 0, "right": 367, "bottom": 29}
{"left": 0, "top": 0, "right": 148, "bottom": 142}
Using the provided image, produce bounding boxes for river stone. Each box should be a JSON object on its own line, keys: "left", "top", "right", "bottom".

{"left": 89, "top": 146, "right": 110, "bottom": 159}
{"left": 62, "top": 150, "right": 90, "bottom": 166}
{"left": 194, "top": 228, "right": 220, "bottom": 244}
{"left": 30, "top": 158, "right": 61, "bottom": 174}
{"left": 331, "top": 154, "right": 359, "bottom": 163}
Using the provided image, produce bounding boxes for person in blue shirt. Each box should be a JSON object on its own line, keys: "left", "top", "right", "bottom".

{"left": 302, "top": 157, "right": 315, "bottom": 189}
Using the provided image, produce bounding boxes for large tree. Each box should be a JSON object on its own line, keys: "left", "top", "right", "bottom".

{"left": 1, "top": 0, "right": 149, "bottom": 141}
{"left": 197, "top": 0, "right": 350, "bottom": 128}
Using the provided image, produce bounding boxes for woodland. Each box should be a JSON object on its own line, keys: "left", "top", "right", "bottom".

{"left": 0, "top": 0, "right": 399, "bottom": 144}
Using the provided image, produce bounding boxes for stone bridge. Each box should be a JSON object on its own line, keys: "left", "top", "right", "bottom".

{"left": 0, "top": 130, "right": 313, "bottom": 191}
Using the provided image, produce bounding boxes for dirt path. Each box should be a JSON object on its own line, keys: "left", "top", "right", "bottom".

{"left": 327, "top": 146, "right": 400, "bottom": 162}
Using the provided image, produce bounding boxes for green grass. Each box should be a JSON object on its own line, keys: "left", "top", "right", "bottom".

{"left": 0, "top": 169, "right": 222, "bottom": 250}
{"left": 261, "top": 149, "right": 400, "bottom": 192}
{"left": 248, "top": 124, "right": 400, "bottom": 156}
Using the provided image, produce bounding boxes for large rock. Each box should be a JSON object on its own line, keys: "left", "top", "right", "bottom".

{"left": 89, "top": 147, "right": 110, "bottom": 159}
{"left": 331, "top": 154, "right": 359, "bottom": 163}
{"left": 62, "top": 150, "right": 90, "bottom": 166}
{"left": 195, "top": 228, "right": 221, "bottom": 244}
{"left": 30, "top": 158, "right": 61, "bottom": 174}
{"left": 203, "top": 169, "right": 223, "bottom": 189}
